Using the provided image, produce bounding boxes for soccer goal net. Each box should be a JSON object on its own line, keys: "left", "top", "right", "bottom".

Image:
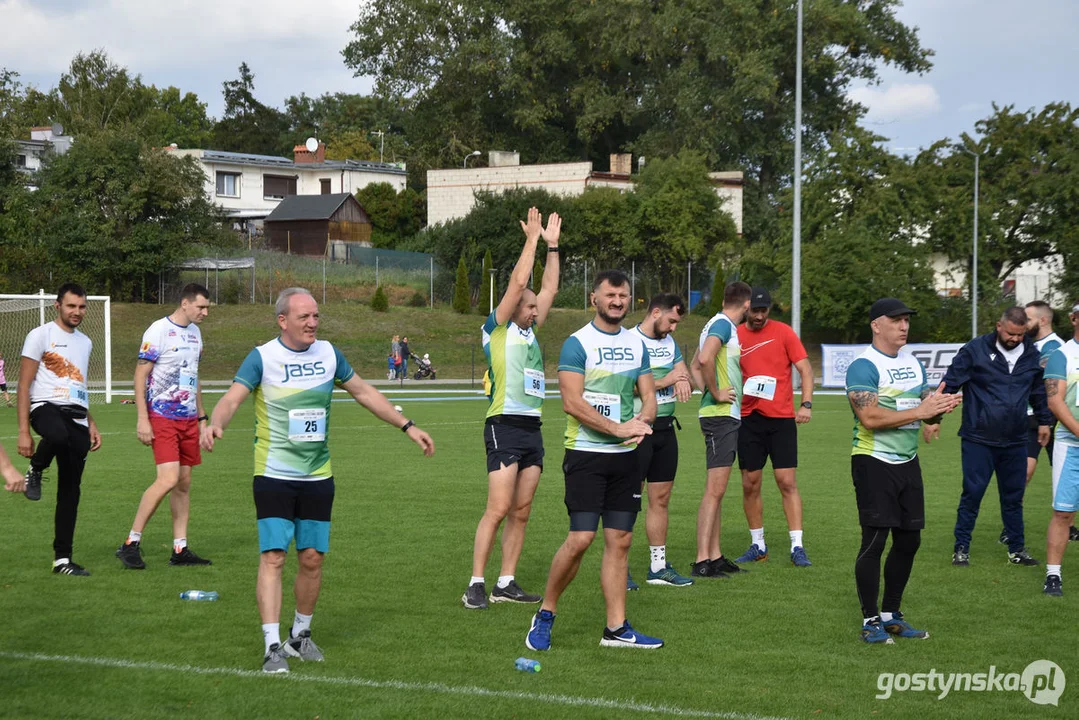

{"left": 0, "top": 291, "right": 113, "bottom": 404}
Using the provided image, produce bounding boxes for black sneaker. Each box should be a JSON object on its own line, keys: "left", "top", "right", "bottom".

{"left": 952, "top": 546, "right": 970, "bottom": 567}
{"left": 998, "top": 528, "right": 1009, "bottom": 546}
{"left": 461, "top": 582, "right": 488, "bottom": 609}
{"left": 170, "top": 547, "right": 212, "bottom": 566}
{"left": 689, "top": 560, "right": 729, "bottom": 578}
{"left": 1069, "top": 526, "right": 1079, "bottom": 542}
{"left": 116, "top": 542, "right": 146, "bottom": 570}
{"left": 710, "top": 556, "right": 745, "bottom": 574}
{"left": 1008, "top": 548, "right": 1039, "bottom": 566}
{"left": 53, "top": 561, "right": 90, "bottom": 576}
{"left": 24, "top": 467, "right": 43, "bottom": 502}
{"left": 490, "top": 580, "right": 541, "bottom": 604}
{"left": 1043, "top": 575, "right": 1063, "bottom": 597}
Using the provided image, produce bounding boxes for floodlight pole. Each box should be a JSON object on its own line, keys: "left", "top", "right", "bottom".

{"left": 962, "top": 147, "right": 981, "bottom": 339}
{"left": 791, "top": 0, "right": 804, "bottom": 338}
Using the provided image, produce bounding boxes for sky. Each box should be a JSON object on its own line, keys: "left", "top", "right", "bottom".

{"left": 1, "top": 0, "right": 1076, "bottom": 156}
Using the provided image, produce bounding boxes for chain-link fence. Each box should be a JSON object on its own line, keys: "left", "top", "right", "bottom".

{"left": 159, "top": 244, "right": 437, "bottom": 307}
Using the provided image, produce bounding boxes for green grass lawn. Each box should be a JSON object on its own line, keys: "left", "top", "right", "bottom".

{"left": 0, "top": 395, "right": 1074, "bottom": 719}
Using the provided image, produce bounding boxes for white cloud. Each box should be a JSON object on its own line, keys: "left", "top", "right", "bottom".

{"left": 0, "top": 0, "right": 373, "bottom": 115}
{"left": 848, "top": 83, "right": 942, "bottom": 122}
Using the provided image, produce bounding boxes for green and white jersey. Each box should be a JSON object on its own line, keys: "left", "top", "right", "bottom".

{"left": 1029, "top": 332, "right": 1063, "bottom": 416}
{"left": 698, "top": 312, "right": 742, "bottom": 419}
{"left": 1044, "top": 340, "right": 1079, "bottom": 447}
{"left": 482, "top": 310, "right": 543, "bottom": 419}
{"left": 559, "top": 322, "right": 651, "bottom": 453}
{"left": 631, "top": 324, "right": 682, "bottom": 418}
{"left": 234, "top": 338, "right": 354, "bottom": 481}
{"left": 845, "top": 345, "right": 928, "bottom": 464}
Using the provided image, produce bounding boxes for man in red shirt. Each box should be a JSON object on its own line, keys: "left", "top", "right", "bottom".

{"left": 735, "top": 288, "right": 814, "bottom": 567}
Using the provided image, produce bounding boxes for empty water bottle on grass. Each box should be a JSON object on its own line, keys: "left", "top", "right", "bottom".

{"left": 179, "top": 590, "right": 218, "bottom": 601}
{"left": 515, "top": 657, "right": 541, "bottom": 673}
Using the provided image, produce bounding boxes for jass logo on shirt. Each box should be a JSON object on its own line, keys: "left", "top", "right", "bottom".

{"left": 595, "top": 346, "right": 635, "bottom": 364}
{"left": 283, "top": 361, "right": 327, "bottom": 383}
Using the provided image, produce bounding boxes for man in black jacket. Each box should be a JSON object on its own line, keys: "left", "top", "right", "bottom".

{"left": 943, "top": 307, "right": 1052, "bottom": 567}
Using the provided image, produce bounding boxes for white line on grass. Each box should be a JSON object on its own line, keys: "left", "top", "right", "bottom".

{"left": 0, "top": 651, "right": 793, "bottom": 720}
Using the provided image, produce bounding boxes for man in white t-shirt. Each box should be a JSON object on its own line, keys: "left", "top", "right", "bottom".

{"left": 116, "top": 283, "right": 212, "bottom": 570}
{"left": 16, "top": 283, "right": 102, "bottom": 576}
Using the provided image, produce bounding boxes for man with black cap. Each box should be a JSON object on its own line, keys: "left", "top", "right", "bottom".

{"left": 942, "top": 306, "right": 1053, "bottom": 568}
{"left": 733, "top": 288, "right": 815, "bottom": 567}
{"left": 845, "top": 298, "right": 960, "bottom": 643}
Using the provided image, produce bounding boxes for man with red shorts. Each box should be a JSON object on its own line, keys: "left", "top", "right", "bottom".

{"left": 734, "top": 288, "right": 815, "bottom": 567}
{"left": 116, "top": 283, "right": 212, "bottom": 569}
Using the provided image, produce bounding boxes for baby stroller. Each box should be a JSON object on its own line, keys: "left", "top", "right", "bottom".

{"left": 411, "top": 352, "right": 437, "bottom": 380}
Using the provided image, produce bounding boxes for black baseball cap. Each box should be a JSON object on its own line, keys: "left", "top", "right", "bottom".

{"left": 750, "top": 287, "right": 772, "bottom": 309}
{"left": 870, "top": 298, "right": 916, "bottom": 321}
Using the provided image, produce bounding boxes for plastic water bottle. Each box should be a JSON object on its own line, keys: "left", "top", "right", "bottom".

{"left": 179, "top": 590, "right": 218, "bottom": 601}
{"left": 514, "top": 657, "right": 541, "bottom": 673}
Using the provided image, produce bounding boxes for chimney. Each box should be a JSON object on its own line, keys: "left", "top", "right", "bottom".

{"left": 488, "top": 150, "right": 520, "bottom": 167}
{"left": 294, "top": 142, "right": 326, "bottom": 164}
{"left": 610, "top": 153, "right": 632, "bottom": 176}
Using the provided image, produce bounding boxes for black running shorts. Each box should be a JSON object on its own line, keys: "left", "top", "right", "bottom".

{"left": 484, "top": 416, "right": 544, "bottom": 473}
{"left": 851, "top": 455, "right": 924, "bottom": 530}
{"left": 1027, "top": 416, "right": 1055, "bottom": 462}
{"left": 737, "top": 412, "right": 798, "bottom": 472}
{"left": 700, "top": 416, "right": 740, "bottom": 469}
{"left": 637, "top": 418, "right": 679, "bottom": 483}
{"left": 563, "top": 449, "right": 641, "bottom": 528}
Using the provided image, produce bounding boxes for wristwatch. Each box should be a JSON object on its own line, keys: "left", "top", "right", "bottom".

{"left": 800, "top": 402, "right": 813, "bottom": 410}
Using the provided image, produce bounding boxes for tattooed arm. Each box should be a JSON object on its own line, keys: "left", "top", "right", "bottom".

{"left": 847, "top": 387, "right": 957, "bottom": 431}
{"left": 1046, "top": 378, "right": 1079, "bottom": 439}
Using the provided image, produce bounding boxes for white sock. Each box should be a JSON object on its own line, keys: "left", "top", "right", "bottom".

{"left": 173, "top": 537, "right": 187, "bottom": 553}
{"left": 496, "top": 575, "right": 514, "bottom": 589}
{"left": 126, "top": 531, "right": 142, "bottom": 544}
{"left": 649, "top": 545, "right": 666, "bottom": 573}
{"left": 1047, "top": 564, "right": 1061, "bottom": 578}
{"left": 292, "top": 611, "right": 312, "bottom": 638}
{"left": 469, "top": 576, "right": 484, "bottom": 587}
{"left": 53, "top": 558, "right": 70, "bottom": 568}
{"left": 863, "top": 615, "right": 879, "bottom": 626}
{"left": 880, "top": 611, "right": 894, "bottom": 622}
{"left": 790, "top": 530, "right": 803, "bottom": 551}
{"left": 750, "top": 528, "right": 766, "bottom": 551}
{"left": 262, "top": 623, "right": 281, "bottom": 653}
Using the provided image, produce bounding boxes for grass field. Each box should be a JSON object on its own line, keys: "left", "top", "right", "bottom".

{"left": 0, "top": 394, "right": 1074, "bottom": 719}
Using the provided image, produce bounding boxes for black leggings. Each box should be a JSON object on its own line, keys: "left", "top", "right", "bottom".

{"left": 30, "top": 404, "right": 91, "bottom": 560}
{"left": 855, "top": 526, "right": 921, "bottom": 620}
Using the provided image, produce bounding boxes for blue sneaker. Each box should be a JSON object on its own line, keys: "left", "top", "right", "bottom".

{"left": 646, "top": 564, "right": 694, "bottom": 586}
{"left": 525, "top": 609, "right": 555, "bottom": 651}
{"left": 626, "top": 572, "right": 640, "bottom": 591}
{"left": 882, "top": 612, "right": 929, "bottom": 639}
{"left": 600, "top": 620, "right": 664, "bottom": 649}
{"left": 861, "top": 619, "right": 895, "bottom": 644}
{"left": 735, "top": 544, "right": 768, "bottom": 563}
{"left": 791, "top": 546, "right": 812, "bottom": 567}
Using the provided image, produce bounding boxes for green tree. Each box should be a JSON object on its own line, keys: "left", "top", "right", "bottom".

{"left": 452, "top": 254, "right": 471, "bottom": 313}
{"left": 28, "top": 129, "right": 235, "bottom": 300}
{"left": 709, "top": 262, "right": 726, "bottom": 315}
{"left": 634, "top": 150, "right": 738, "bottom": 295}
{"left": 763, "top": 127, "right": 938, "bottom": 341}
{"left": 919, "top": 103, "right": 1079, "bottom": 304}
{"left": 355, "top": 182, "right": 402, "bottom": 248}
{"left": 343, "top": 0, "right": 930, "bottom": 234}
{"left": 212, "top": 62, "right": 291, "bottom": 155}
{"left": 370, "top": 284, "right": 389, "bottom": 311}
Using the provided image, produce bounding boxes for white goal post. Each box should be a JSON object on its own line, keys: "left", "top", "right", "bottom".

{"left": 0, "top": 290, "right": 113, "bottom": 404}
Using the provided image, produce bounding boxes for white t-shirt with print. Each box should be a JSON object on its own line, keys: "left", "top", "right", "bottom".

{"left": 21, "top": 321, "right": 92, "bottom": 425}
